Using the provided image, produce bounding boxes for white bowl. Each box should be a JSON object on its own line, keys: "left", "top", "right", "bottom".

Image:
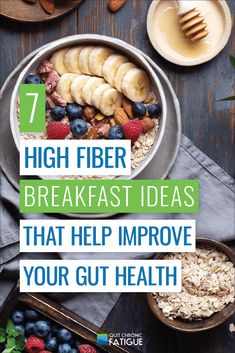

{"left": 10, "top": 34, "right": 167, "bottom": 180}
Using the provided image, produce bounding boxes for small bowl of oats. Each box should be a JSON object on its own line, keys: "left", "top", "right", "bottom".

{"left": 147, "top": 238, "right": 235, "bottom": 332}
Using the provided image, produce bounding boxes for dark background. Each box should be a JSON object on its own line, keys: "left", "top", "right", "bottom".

{"left": 0, "top": 1, "right": 234, "bottom": 352}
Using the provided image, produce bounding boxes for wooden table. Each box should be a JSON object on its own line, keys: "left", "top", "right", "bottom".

{"left": 0, "top": 1, "right": 234, "bottom": 352}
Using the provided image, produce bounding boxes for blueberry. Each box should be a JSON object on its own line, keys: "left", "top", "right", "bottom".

{"left": 46, "top": 101, "right": 50, "bottom": 111}
{"left": 11, "top": 310, "right": 24, "bottom": 324}
{"left": 70, "top": 119, "right": 88, "bottom": 137}
{"left": 33, "top": 320, "right": 51, "bottom": 339}
{"left": 148, "top": 103, "right": 161, "bottom": 118}
{"left": 57, "top": 328, "right": 73, "bottom": 343}
{"left": 15, "top": 325, "right": 25, "bottom": 336}
{"left": 51, "top": 106, "right": 66, "bottom": 121}
{"left": 58, "top": 343, "right": 72, "bottom": 353}
{"left": 25, "top": 309, "right": 40, "bottom": 321}
{"left": 132, "top": 102, "right": 146, "bottom": 118}
{"left": 66, "top": 103, "right": 83, "bottom": 119}
{"left": 46, "top": 337, "right": 58, "bottom": 352}
{"left": 108, "top": 125, "right": 124, "bottom": 139}
{"left": 25, "top": 322, "right": 35, "bottom": 336}
{"left": 25, "top": 74, "right": 42, "bottom": 84}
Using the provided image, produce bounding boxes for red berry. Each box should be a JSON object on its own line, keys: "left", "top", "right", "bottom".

{"left": 78, "top": 344, "right": 97, "bottom": 353}
{"left": 124, "top": 119, "right": 143, "bottom": 143}
{"left": 46, "top": 122, "right": 70, "bottom": 139}
{"left": 25, "top": 335, "right": 45, "bottom": 353}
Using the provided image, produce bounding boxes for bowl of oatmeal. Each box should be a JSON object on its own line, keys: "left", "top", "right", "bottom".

{"left": 147, "top": 238, "right": 235, "bottom": 332}
{"left": 10, "top": 34, "right": 167, "bottom": 180}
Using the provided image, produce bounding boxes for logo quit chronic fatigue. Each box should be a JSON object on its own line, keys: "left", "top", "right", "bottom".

{"left": 96, "top": 333, "right": 143, "bottom": 347}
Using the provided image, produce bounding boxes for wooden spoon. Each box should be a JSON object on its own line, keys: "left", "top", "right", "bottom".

{"left": 178, "top": 1, "right": 209, "bottom": 42}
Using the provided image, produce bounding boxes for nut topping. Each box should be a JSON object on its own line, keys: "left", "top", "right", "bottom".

{"left": 114, "top": 107, "right": 129, "bottom": 126}
{"left": 108, "top": 0, "right": 127, "bottom": 13}
{"left": 123, "top": 97, "right": 134, "bottom": 119}
{"left": 141, "top": 117, "right": 155, "bottom": 132}
{"left": 83, "top": 106, "right": 96, "bottom": 121}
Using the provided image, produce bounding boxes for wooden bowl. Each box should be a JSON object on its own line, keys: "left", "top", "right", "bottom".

{"left": 0, "top": 0, "right": 83, "bottom": 23}
{"left": 147, "top": 237, "right": 235, "bottom": 332}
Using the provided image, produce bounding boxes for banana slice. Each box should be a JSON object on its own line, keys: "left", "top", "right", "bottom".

{"left": 91, "top": 83, "right": 112, "bottom": 109}
{"left": 50, "top": 48, "right": 69, "bottom": 76}
{"left": 64, "top": 47, "right": 83, "bottom": 74}
{"left": 71, "top": 75, "right": 91, "bottom": 106}
{"left": 99, "top": 88, "right": 123, "bottom": 116}
{"left": 56, "top": 73, "right": 79, "bottom": 103}
{"left": 88, "top": 47, "right": 113, "bottom": 77}
{"left": 122, "top": 68, "right": 151, "bottom": 102}
{"left": 114, "top": 62, "right": 136, "bottom": 92}
{"left": 102, "top": 54, "right": 128, "bottom": 85}
{"left": 82, "top": 77, "right": 105, "bottom": 105}
{"left": 78, "top": 46, "right": 94, "bottom": 75}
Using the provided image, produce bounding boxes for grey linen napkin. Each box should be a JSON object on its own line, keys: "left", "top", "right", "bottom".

{"left": 0, "top": 134, "right": 235, "bottom": 326}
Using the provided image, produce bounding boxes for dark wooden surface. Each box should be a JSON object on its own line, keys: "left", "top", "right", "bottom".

{"left": 0, "top": 1, "right": 234, "bottom": 352}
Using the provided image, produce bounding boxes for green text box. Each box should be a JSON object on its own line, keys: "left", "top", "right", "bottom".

{"left": 20, "top": 179, "right": 199, "bottom": 214}
{"left": 20, "top": 84, "right": 46, "bottom": 133}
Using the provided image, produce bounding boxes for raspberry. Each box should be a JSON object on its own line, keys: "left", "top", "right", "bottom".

{"left": 25, "top": 335, "right": 45, "bottom": 353}
{"left": 78, "top": 344, "right": 97, "bottom": 353}
{"left": 46, "top": 122, "right": 70, "bottom": 139}
{"left": 123, "top": 119, "right": 143, "bottom": 143}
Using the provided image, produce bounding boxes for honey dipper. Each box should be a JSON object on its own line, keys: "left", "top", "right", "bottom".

{"left": 178, "top": 1, "right": 209, "bottom": 42}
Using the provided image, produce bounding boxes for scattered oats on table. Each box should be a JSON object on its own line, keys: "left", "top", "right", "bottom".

{"left": 153, "top": 247, "right": 235, "bottom": 321}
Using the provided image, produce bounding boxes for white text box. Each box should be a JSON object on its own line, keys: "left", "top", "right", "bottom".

{"left": 20, "top": 139, "right": 131, "bottom": 176}
{"left": 20, "top": 259, "right": 181, "bottom": 293}
{"left": 20, "top": 219, "right": 196, "bottom": 253}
